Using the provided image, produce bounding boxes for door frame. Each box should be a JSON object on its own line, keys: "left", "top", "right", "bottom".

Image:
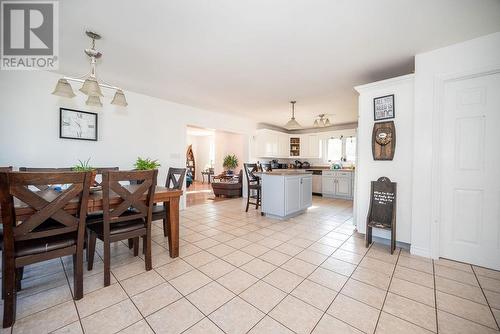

{"left": 429, "top": 64, "right": 500, "bottom": 259}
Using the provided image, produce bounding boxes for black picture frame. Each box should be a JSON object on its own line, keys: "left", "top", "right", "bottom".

{"left": 373, "top": 94, "right": 395, "bottom": 121}
{"left": 59, "top": 108, "right": 98, "bottom": 141}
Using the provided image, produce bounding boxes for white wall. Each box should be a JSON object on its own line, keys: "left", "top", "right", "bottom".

{"left": 411, "top": 32, "right": 500, "bottom": 257}
{"left": 214, "top": 131, "right": 246, "bottom": 175}
{"left": 0, "top": 71, "right": 256, "bottom": 208}
{"left": 354, "top": 74, "right": 414, "bottom": 244}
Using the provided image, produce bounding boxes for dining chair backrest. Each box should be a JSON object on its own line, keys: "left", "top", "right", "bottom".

{"left": 0, "top": 167, "right": 12, "bottom": 225}
{"left": 93, "top": 167, "right": 119, "bottom": 187}
{"left": 101, "top": 170, "right": 158, "bottom": 225}
{"left": 166, "top": 168, "right": 186, "bottom": 190}
{"left": 260, "top": 163, "right": 272, "bottom": 172}
{"left": 0, "top": 171, "right": 92, "bottom": 243}
{"left": 19, "top": 167, "right": 73, "bottom": 191}
{"left": 243, "top": 163, "right": 259, "bottom": 183}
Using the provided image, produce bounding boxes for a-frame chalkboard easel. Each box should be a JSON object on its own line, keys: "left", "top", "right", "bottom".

{"left": 365, "top": 177, "right": 397, "bottom": 254}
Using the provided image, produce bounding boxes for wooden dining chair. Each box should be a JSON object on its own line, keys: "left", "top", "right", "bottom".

{"left": 18, "top": 167, "right": 73, "bottom": 191}
{"left": 152, "top": 168, "right": 186, "bottom": 237}
{"left": 0, "top": 167, "right": 12, "bottom": 299}
{"left": 243, "top": 163, "right": 261, "bottom": 212}
{"left": 0, "top": 171, "right": 92, "bottom": 328}
{"left": 86, "top": 170, "right": 157, "bottom": 286}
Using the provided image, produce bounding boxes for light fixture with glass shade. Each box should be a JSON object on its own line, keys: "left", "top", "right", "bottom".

{"left": 52, "top": 31, "right": 128, "bottom": 107}
{"left": 284, "top": 101, "right": 302, "bottom": 130}
{"left": 313, "top": 114, "right": 334, "bottom": 127}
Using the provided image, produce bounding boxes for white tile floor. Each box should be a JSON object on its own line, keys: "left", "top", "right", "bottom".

{"left": 2, "top": 197, "right": 500, "bottom": 333}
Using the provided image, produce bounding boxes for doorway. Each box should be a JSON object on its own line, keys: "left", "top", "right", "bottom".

{"left": 439, "top": 71, "right": 500, "bottom": 270}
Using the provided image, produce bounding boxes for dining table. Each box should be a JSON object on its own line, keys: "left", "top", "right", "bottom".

{"left": 8, "top": 185, "right": 183, "bottom": 258}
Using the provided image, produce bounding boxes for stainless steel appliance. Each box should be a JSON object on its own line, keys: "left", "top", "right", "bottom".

{"left": 308, "top": 169, "right": 322, "bottom": 195}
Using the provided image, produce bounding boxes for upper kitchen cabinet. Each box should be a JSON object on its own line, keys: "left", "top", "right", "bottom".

{"left": 255, "top": 130, "right": 321, "bottom": 159}
{"left": 255, "top": 129, "right": 289, "bottom": 158}
{"left": 299, "top": 134, "right": 320, "bottom": 158}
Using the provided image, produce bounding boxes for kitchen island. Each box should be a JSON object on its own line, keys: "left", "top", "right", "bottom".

{"left": 259, "top": 170, "right": 313, "bottom": 219}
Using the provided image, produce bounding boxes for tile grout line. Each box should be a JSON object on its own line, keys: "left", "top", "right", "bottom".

{"left": 372, "top": 248, "right": 401, "bottom": 333}
{"left": 471, "top": 265, "right": 500, "bottom": 331}
{"left": 432, "top": 259, "right": 439, "bottom": 334}
{"left": 307, "top": 229, "right": 376, "bottom": 334}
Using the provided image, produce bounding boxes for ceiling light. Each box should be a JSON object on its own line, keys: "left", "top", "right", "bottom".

{"left": 313, "top": 114, "right": 334, "bottom": 127}
{"left": 80, "top": 77, "right": 103, "bottom": 97}
{"left": 284, "top": 101, "right": 302, "bottom": 130}
{"left": 111, "top": 89, "right": 128, "bottom": 107}
{"left": 52, "top": 31, "right": 127, "bottom": 107}
{"left": 86, "top": 95, "right": 103, "bottom": 107}
{"left": 52, "top": 79, "right": 76, "bottom": 98}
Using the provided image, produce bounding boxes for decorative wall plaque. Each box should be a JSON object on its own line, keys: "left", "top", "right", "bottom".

{"left": 366, "top": 176, "right": 397, "bottom": 253}
{"left": 373, "top": 94, "right": 395, "bottom": 121}
{"left": 372, "top": 121, "right": 396, "bottom": 160}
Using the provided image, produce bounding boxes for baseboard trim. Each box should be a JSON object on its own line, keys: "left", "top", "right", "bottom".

{"left": 410, "top": 245, "right": 432, "bottom": 258}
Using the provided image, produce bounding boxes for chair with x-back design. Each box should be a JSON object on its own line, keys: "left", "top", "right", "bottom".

{"left": 86, "top": 170, "right": 157, "bottom": 286}
{"left": 0, "top": 171, "right": 92, "bottom": 328}
{"left": 151, "top": 168, "right": 186, "bottom": 237}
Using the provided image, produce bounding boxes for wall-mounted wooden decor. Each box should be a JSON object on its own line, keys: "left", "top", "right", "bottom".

{"left": 372, "top": 121, "right": 396, "bottom": 160}
{"left": 366, "top": 176, "right": 397, "bottom": 253}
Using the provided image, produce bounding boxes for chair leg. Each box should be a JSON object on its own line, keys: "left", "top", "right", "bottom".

{"left": 142, "top": 236, "right": 146, "bottom": 255}
{"left": 3, "top": 260, "right": 16, "bottom": 328}
{"left": 245, "top": 188, "right": 250, "bottom": 212}
{"left": 133, "top": 237, "right": 139, "bottom": 257}
{"left": 255, "top": 189, "right": 260, "bottom": 210}
{"left": 15, "top": 268, "right": 23, "bottom": 292}
{"left": 103, "top": 238, "right": 111, "bottom": 287}
{"left": 87, "top": 232, "right": 97, "bottom": 271}
{"left": 127, "top": 238, "right": 133, "bottom": 249}
{"left": 1, "top": 252, "right": 5, "bottom": 300}
{"left": 72, "top": 252, "right": 83, "bottom": 300}
{"left": 144, "top": 233, "right": 152, "bottom": 271}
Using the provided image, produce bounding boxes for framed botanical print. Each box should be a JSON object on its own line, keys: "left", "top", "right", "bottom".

{"left": 59, "top": 108, "right": 98, "bottom": 141}
{"left": 373, "top": 94, "right": 395, "bottom": 121}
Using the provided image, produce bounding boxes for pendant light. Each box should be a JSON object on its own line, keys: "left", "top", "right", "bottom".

{"left": 313, "top": 114, "right": 333, "bottom": 127}
{"left": 284, "top": 101, "right": 302, "bottom": 130}
{"left": 52, "top": 31, "right": 128, "bottom": 107}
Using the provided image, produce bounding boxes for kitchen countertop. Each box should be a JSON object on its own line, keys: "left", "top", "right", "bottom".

{"left": 256, "top": 170, "right": 313, "bottom": 176}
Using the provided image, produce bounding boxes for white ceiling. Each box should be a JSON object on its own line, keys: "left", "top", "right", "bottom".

{"left": 59, "top": 0, "right": 500, "bottom": 128}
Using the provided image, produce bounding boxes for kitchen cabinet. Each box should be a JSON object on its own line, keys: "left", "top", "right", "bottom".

{"left": 255, "top": 129, "right": 289, "bottom": 158}
{"left": 261, "top": 172, "right": 313, "bottom": 218}
{"left": 322, "top": 170, "right": 354, "bottom": 199}
{"left": 300, "top": 176, "right": 313, "bottom": 208}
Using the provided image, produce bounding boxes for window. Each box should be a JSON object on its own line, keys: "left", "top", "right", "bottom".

{"left": 345, "top": 137, "right": 356, "bottom": 162}
{"left": 324, "top": 136, "right": 357, "bottom": 163}
{"left": 327, "top": 138, "right": 343, "bottom": 161}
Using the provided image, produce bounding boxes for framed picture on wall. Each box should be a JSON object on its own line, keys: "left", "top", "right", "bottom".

{"left": 373, "top": 94, "right": 395, "bottom": 121}
{"left": 59, "top": 108, "right": 98, "bottom": 141}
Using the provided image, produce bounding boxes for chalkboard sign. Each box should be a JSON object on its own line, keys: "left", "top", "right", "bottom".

{"left": 366, "top": 177, "right": 397, "bottom": 253}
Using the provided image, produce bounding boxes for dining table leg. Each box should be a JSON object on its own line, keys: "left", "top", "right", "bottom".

{"left": 166, "top": 198, "right": 179, "bottom": 258}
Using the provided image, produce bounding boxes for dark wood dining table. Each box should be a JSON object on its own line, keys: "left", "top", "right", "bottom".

{"left": 7, "top": 185, "right": 183, "bottom": 258}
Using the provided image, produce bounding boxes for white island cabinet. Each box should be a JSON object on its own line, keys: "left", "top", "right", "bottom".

{"left": 260, "top": 171, "right": 313, "bottom": 219}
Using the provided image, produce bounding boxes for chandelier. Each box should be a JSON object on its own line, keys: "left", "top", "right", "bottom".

{"left": 284, "top": 101, "right": 302, "bottom": 130}
{"left": 52, "top": 31, "right": 128, "bottom": 107}
{"left": 313, "top": 114, "right": 332, "bottom": 127}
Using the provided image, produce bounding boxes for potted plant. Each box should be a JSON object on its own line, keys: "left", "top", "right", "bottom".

{"left": 73, "top": 158, "right": 97, "bottom": 185}
{"left": 134, "top": 157, "right": 161, "bottom": 170}
{"left": 223, "top": 154, "right": 238, "bottom": 175}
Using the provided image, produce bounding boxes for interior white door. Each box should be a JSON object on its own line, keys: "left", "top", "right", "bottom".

{"left": 440, "top": 72, "right": 500, "bottom": 270}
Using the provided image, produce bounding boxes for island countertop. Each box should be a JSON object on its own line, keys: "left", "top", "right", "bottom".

{"left": 255, "top": 170, "right": 313, "bottom": 176}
